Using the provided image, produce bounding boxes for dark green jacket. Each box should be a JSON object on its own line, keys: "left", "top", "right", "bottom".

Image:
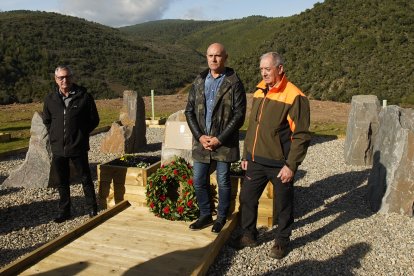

{"left": 185, "top": 67, "right": 246, "bottom": 163}
{"left": 243, "top": 74, "right": 311, "bottom": 172}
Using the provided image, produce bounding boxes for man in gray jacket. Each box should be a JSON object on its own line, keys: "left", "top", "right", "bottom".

{"left": 185, "top": 43, "right": 246, "bottom": 233}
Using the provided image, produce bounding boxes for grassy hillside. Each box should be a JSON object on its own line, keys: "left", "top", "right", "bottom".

{"left": 254, "top": 0, "right": 414, "bottom": 105}
{"left": 123, "top": 0, "right": 413, "bottom": 105}
{"left": 1, "top": 0, "right": 413, "bottom": 106}
{"left": 191, "top": 0, "right": 413, "bottom": 105}
{"left": 120, "top": 19, "right": 220, "bottom": 43}
{"left": 0, "top": 11, "right": 204, "bottom": 104}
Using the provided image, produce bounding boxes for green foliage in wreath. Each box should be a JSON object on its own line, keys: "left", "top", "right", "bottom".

{"left": 146, "top": 156, "right": 199, "bottom": 221}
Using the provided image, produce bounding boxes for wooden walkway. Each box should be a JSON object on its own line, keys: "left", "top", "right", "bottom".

{"left": 1, "top": 201, "right": 237, "bottom": 276}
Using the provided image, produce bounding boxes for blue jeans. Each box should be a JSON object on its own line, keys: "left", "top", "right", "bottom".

{"left": 193, "top": 161, "right": 231, "bottom": 219}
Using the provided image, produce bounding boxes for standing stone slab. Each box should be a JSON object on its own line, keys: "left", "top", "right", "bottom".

{"left": 161, "top": 110, "right": 193, "bottom": 165}
{"left": 344, "top": 95, "right": 381, "bottom": 166}
{"left": 3, "top": 112, "right": 80, "bottom": 188}
{"left": 99, "top": 122, "right": 128, "bottom": 154}
{"left": 3, "top": 112, "right": 52, "bottom": 188}
{"left": 101, "top": 91, "right": 146, "bottom": 154}
{"left": 367, "top": 106, "right": 414, "bottom": 216}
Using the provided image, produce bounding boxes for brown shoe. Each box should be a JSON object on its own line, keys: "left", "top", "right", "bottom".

{"left": 228, "top": 234, "right": 257, "bottom": 250}
{"left": 269, "top": 241, "right": 288, "bottom": 259}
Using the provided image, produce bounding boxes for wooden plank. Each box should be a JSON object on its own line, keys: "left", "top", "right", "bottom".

{"left": 123, "top": 194, "right": 147, "bottom": 206}
{"left": 97, "top": 161, "right": 160, "bottom": 209}
{"left": 258, "top": 216, "right": 272, "bottom": 227}
{"left": 0, "top": 200, "right": 131, "bottom": 276}
{"left": 192, "top": 212, "right": 238, "bottom": 276}
{"left": 15, "top": 205, "right": 236, "bottom": 276}
{"left": 124, "top": 184, "right": 146, "bottom": 194}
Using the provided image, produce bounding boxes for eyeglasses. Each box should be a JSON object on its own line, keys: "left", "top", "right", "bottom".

{"left": 55, "top": 75, "right": 72, "bottom": 81}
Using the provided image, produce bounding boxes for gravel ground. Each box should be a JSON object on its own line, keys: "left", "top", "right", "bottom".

{"left": 1, "top": 130, "right": 413, "bottom": 275}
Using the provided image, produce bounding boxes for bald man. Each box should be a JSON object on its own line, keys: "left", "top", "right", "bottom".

{"left": 185, "top": 43, "right": 246, "bottom": 233}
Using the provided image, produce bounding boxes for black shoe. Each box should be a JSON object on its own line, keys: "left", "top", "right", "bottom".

{"left": 211, "top": 218, "right": 226, "bottom": 234}
{"left": 269, "top": 241, "right": 288, "bottom": 259}
{"left": 189, "top": 216, "right": 213, "bottom": 230}
{"left": 54, "top": 213, "right": 71, "bottom": 223}
{"left": 89, "top": 210, "right": 97, "bottom": 218}
{"left": 228, "top": 234, "right": 257, "bottom": 250}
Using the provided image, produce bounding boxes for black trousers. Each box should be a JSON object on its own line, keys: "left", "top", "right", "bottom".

{"left": 51, "top": 152, "right": 97, "bottom": 215}
{"left": 239, "top": 161, "right": 294, "bottom": 245}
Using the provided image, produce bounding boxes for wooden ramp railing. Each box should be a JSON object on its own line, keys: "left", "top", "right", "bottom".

{"left": 0, "top": 200, "right": 238, "bottom": 276}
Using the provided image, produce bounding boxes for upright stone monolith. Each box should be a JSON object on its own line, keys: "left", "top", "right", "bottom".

{"left": 3, "top": 112, "right": 52, "bottom": 188}
{"left": 3, "top": 112, "right": 80, "bottom": 188}
{"left": 367, "top": 106, "right": 414, "bottom": 216}
{"left": 344, "top": 95, "right": 381, "bottom": 166}
{"left": 100, "top": 90, "right": 146, "bottom": 154}
{"left": 161, "top": 110, "right": 193, "bottom": 165}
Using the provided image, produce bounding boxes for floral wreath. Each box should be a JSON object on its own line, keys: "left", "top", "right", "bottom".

{"left": 146, "top": 156, "right": 199, "bottom": 221}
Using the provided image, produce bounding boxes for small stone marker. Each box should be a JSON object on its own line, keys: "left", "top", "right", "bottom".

{"left": 161, "top": 110, "right": 193, "bottom": 164}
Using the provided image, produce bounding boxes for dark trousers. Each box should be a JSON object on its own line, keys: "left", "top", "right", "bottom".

{"left": 51, "top": 153, "right": 97, "bottom": 215}
{"left": 239, "top": 161, "right": 294, "bottom": 245}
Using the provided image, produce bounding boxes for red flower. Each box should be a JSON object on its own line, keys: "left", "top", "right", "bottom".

{"left": 173, "top": 169, "right": 178, "bottom": 175}
{"left": 182, "top": 175, "right": 187, "bottom": 180}
{"left": 159, "top": 194, "right": 166, "bottom": 201}
{"left": 177, "top": 206, "right": 184, "bottom": 214}
{"left": 161, "top": 164, "right": 165, "bottom": 168}
{"left": 150, "top": 202, "right": 155, "bottom": 209}
{"left": 187, "top": 200, "right": 193, "bottom": 208}
{"left": 149, "top": 181, "right": 153, "bottom": 187}
{"left": 187, "top": 179, "right": 193, "bottom": 186}
{"left": 161, "top": 175, "right": 167, "bottom": 182}
{"left": 163, "top": 206, "right": 170, "bottom": 214}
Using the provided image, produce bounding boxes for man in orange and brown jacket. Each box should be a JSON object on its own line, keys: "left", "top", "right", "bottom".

{"left": 230, "top": 52, "right": 311, "bottom": 259}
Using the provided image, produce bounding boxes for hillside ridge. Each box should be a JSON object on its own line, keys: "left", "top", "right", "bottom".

{"left": 1, "top": 0, "right": 413, "bottom": 106}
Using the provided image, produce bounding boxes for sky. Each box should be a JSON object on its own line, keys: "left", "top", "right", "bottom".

{"left": 0, "top": 0, "right": 322, "bottom": 27}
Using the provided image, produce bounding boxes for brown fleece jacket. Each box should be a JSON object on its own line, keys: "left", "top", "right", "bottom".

{"left": 242, "top": 74, "right": 311, "bottom": 172}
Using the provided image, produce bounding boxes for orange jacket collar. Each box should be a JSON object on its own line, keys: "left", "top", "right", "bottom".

{"left": 256, "top": 74, "right": 288, "bottom": 93}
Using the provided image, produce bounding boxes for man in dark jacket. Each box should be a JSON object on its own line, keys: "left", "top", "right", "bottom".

{"left": 185, "top": 43, "right": 246, "bottom": 233}
{"left": 43, "top": 65, "right": 100, "bottom": 223}
{"left": 230, "top": 52, "right": 311, "bottom": 259}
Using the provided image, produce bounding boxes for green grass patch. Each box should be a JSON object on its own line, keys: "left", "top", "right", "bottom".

{"left": 0, "top": 138, "right": 29, "bottom": 153}
{"left": 97, "top": 108, "right": 119, "bottom": 128}
{"left": 0, "top": 104, "right": 166, "bottom": 154}
{"left": 0, "top": 106, "right": 347, "bottom": 154}
{"left": 310, "top": 122, "right": 347, "bottom": 138}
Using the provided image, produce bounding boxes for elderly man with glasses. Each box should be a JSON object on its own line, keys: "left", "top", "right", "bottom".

{"left": 43, "top": 65, "right": 100, "bottom": 223}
